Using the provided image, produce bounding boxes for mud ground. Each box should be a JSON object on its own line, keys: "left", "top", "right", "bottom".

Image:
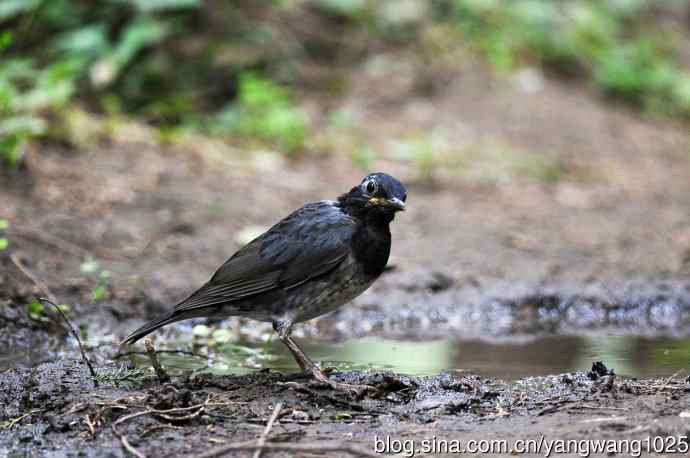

{"left": 3, "top": 51, "right": 690, "bottom": 456}
{"left": 3, "top": 358, "right": 690, "bottom": 457}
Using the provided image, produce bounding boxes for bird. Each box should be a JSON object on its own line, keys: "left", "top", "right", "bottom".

{"left": 123, "top": 172, "right": 407, "bottom": 394}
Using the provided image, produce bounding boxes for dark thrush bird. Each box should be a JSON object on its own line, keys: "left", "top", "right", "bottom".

{"left": 123, "top": 172, "right": 407, "bottom": 393}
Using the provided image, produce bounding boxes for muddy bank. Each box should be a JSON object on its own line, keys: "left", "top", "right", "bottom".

{"left": 5, "top": 256, "right": 690, "bottom": 374}
{"left": 332, "top": 274, "right": 690, "bottom": 340}
{"left": 1, "top": 358, "right": 689, "bottom": 457}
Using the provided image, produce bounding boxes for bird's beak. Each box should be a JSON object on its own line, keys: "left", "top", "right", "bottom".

{"left": 369, "top": 197, "right": 406, "bottom": 211}
{"left": 386, "top": 197, "right": 406, "bottom": 211}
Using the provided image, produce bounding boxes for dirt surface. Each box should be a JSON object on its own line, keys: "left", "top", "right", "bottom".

{"left": 3, "top": 53, "right": 690, "bottom": 456}
{"left": 3, "top": 359, "right": 690, "bottom": 457}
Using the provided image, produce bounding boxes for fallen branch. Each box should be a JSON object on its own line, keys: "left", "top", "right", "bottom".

{"left": 113, "top": 396, "right": 222, "bottom": 458}
{"left": 85, "top": 414, "right": 97, "bottom": 437}
{"left": 253, "top": 402, "right": 283, "bottom": 458}
{"left": 0, "top": 410, "right": 41, "bottom": 430}
{"left": 39, "top": 297, "right": 98, "bottom": 386}
{"left": 568, "top": 404, "right": 628, "bottom": 411}
{"left": 112, "top": 402, "right": 211, "bottom": 434}
{"left": 657, "top": 369, "right": 683, "bottom": 394}
{"left": 195, "top": 440, "right": 384, "bottom": 458}
{"left": 10, "top": 225, "right": 90, "bottom": 258}
{"left": 121, "top": 435, "right": 146, "bottom": 458}
{"left": 144, "top": 338, "right": 170, "bottom": 383}
{"left": 10, "top": 253, "right": 56, "bottom": 303}
{"left": 141, "top": 424, "right": 181, "bottom": 437}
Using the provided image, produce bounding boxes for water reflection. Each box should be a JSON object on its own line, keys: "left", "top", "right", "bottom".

{"left": 140, "top": 335, "right": 690, "bottom": 380}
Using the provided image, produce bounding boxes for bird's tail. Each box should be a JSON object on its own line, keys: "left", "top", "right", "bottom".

{"left": 121, "top": 312, "right": 176, "bottom": 345}
{"left": 121, "top": 307, "right": 212, "bottom": 345}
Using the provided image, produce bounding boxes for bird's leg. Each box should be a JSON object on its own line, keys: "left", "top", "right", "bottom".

{"left": 272, "top": 320, "right": 325, "bottom": 375}
{"left": 273, "top": 320, "right": 374, "bottom": 396}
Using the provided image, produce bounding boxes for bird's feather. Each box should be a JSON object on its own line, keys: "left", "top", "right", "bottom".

{"left": 173, "top": 201, "right": 356, "bottom": 313}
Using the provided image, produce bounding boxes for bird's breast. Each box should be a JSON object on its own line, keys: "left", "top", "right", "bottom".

{"left": 289, "top": 253, "right": 376, "bottom": 323}
{"left": 350, "top": 222, "right": 392, "bottom": 277}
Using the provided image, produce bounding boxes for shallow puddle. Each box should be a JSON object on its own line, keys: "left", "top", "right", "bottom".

{"left": 143, "top": 334, "right": 690, "bottom": 380}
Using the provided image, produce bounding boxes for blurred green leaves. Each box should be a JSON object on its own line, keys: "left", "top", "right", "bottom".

{"left": 1, "top": 0, "right": 317, "bottom": 164}
{"left": 1, "top": 0, "right": 689, "bottom": 169}
{"left": 0, "top": 219, "right": 8, "bottom": 251}
{"left": 210, "top": 73, "right": 308, "bottom": 153}
{"left": 79, "top": 258, "right": 110, "bottom": 302}
{"left": 1, "top": 31, "right": 78, "bottom": 165}
{"left": 450, "top": 0, "right": 690, "bottom": 116}
{"left": 27, "top": 299, "right": 45, "bottom": 319}
{"left": 124, "top": 0, "right": 201, "bottom": 13}
{"left": 0, "top": 0, "right": 40, "bottom": 21}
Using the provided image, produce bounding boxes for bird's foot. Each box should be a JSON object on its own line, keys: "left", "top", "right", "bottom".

{"left": 326, "top": 380, "right": 376, "bottom": 397}
{"left": 310, "top": 367, "right": 375, "bottom": 397}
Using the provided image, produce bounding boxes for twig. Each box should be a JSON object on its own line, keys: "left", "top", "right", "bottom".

{"left": 112, "top": 396, "right": 230, "bottom": 457}
{"left": 121, "top": 435, "right": 146, "bottom": 458}
{"left": 39, "top": 297, "right": 99, "bottom": 386}
{"left": 10, "top": 253, "right": 56, "bottom": 303}
{"left": 196, "top": 441, "right": 385, "bottom": 458}
{"left": 84, "top": 414, "right": 97, "bottom": 437}
{"left": 0, "top": 410, "right": 41, "bottom": 430}
{"left": 253, "top": 402, "right": 283, "bottom": 458}
{"left": 141, "top": 424, "right": 181, "bottom": 437}
{"left": 568, "top": 404, "right": 628, "bottom": 411}
{"left": 112, "top": 403, "right": 209, "bottom": 433}
{"left": 144, "top": 338, "right": 170, "bottom": 383}
{"left": 10, "top": 226, "right": 90, "bottom": 258}
{"left": 657, "top": 369, "right": 683, "bottom": 394}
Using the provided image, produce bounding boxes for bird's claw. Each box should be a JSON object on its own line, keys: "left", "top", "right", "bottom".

{"left": 309, "top": 367, "right": 374, "bottom": 397}
{"left": 328, "top": 381, "right": 376, "bottom": 398}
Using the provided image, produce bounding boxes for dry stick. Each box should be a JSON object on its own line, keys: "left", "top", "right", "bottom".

{"left": 84, "top": 414, "right": 97, "bottom": 437}
{"left": 10, "top": 226, "right": 90, "bottom": 258}
{"left": 657, "top": 369, "right": 683, "bottom": 394}
{"left": 113, "top": 400, "right": 213, "bottom": 458}
{"left": 196, "top": 441, "right": 385, "bottom": 458}
{"left": 143, "top": 338, "right": 170, "bottom": 383}
{"left": 1, "top": 410, "right": 41, "bottom": 430}
{"left": 121, "top": 435, "right": 146, "bottom": 458}
{"left": 39, "top": 297, "right": 99, "bottom": 386}
{"left": 141, "top": 424, "right": 181, "bottom": 437}
{"left": 10, "top": 253, "right": 57, "bottom": 303}
{"left": 253, "top": 402, "right": 283, "bottom": 458}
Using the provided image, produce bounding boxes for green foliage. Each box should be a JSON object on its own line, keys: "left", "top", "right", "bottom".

{"left": 1, "top": 1, "right": 324, "bottom": 162}
{"left": 209, "top": 73, "right": 308, "bottom": 153}
{"left": 350, "top": 146, "right": 377, "bottom": 171}
{"left": 0, "top": 31, "right": 78, "bottom": 165}
{"left": 312, "top": 0, "right": 367, "bottom": 17}
{"left": 91, "top": 270, "right": 110, "bottom": 302}
{"left": 0, "top": 0, "right": 176, "bottom": 165}
{"left": 27, "top": 299, "right": 45, "bottom": 319}
{"left": 0, "top": 218, "right": 8, "bottom": 251}
{"left": 450, "top": 0, "right": 690, "bottom": 115}
{"left": 79, "top": 258, "right": 110, "bottom": 302}
{"left": 2, "top": 0, "right": 689, "bottom": 169}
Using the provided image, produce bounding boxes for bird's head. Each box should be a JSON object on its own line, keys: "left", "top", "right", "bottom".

{"left": 339, "top": 172, "right": 407, "bottom": 222}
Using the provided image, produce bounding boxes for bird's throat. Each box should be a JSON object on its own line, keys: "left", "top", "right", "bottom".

{"left": 350, "top": 221, "right": 391, "bottom": 278}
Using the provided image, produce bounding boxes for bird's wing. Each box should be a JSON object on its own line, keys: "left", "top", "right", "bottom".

{"left": 174, "top": 202, "right": 356, "bottom": 313}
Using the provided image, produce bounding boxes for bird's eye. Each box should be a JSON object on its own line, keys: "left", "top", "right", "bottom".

{"left": 366, "top": 181, "right": 377, "bottom": 194}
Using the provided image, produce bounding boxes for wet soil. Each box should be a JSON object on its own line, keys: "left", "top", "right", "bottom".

{"left": 3, "top": 51, "right": 690, "bottom": 456}
{"left": 3, "top": 359, "right": 690, "bottom": 457}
